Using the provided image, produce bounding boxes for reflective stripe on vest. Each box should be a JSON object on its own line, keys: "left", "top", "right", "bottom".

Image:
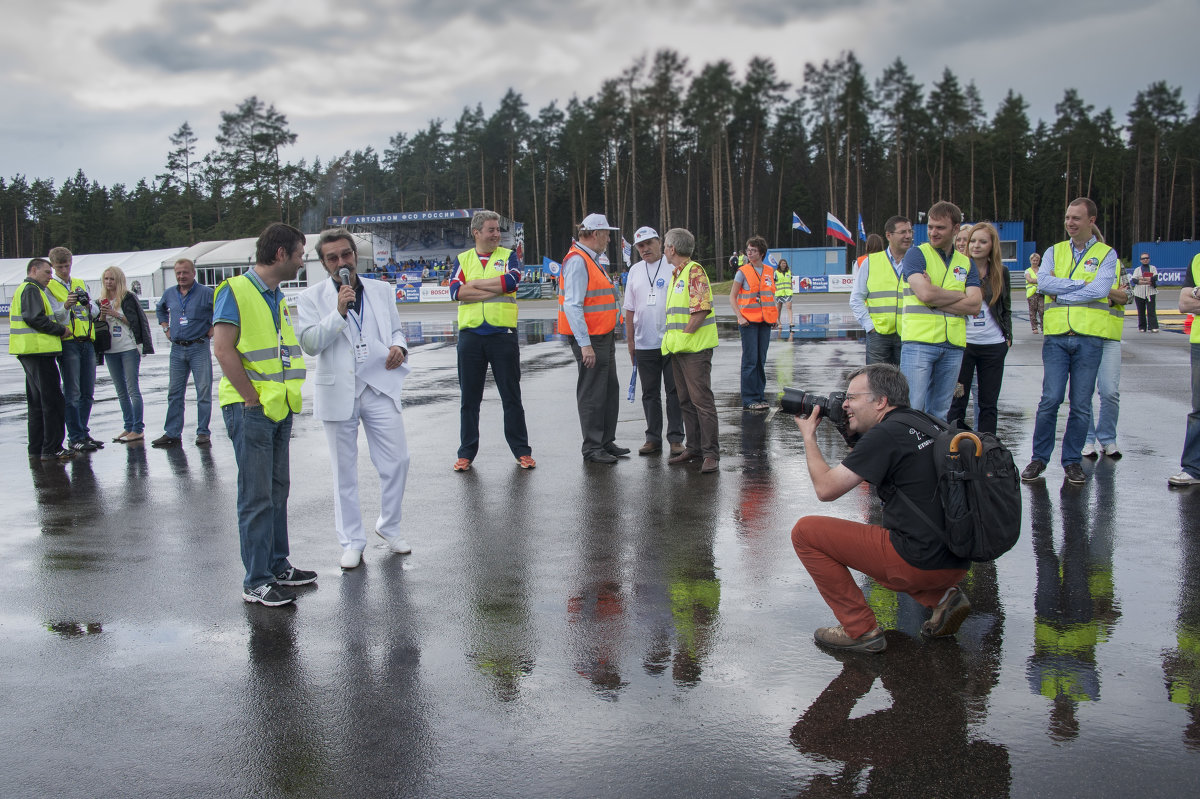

{"left": 556, "top": 245, "right": 620, "bottom": 336}
{"left": 1043, "top": 241, "right": 1116, "bottom": 339}
{"left": 901, "top": 244, "right": 969, "bottom": 347}
{"left": 1191, "top": 255, "right": 1200, "bottom": 344}
{"left": 216, "top": 275, "right": 306, "bottom": 422}
{"left": 456, "top": 246, "right": 518, "bottom": 329}
{"left": 661, "top": 261, "right": 718, "bottom": 354}
{"left": 45, "top": 276, "right": 94, "bottom": 340}
{"left": 8, "top": 282, "right": 63, "bottom": 355}
{"left": 865, "top": 251, "right": 904, "bottom": 336}
{"left": 735, "top": 264, "right": 778, "bottom": 323}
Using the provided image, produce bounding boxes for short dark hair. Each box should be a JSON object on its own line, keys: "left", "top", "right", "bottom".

{"left": 47, "top": 247, "right": 72, "bottom": 266}
{"left": 1069, "top": 197, "right": 1098, "bottom": 219}
{"left": 27, "top": 257, "right": 50, "bottom": 274}
{"left": 256, "top": 223, "right": 306, "bottom": 266}
{"left": 316, "top": 228, "right": 357, "bottom": 263}
{"left": 884, "top": 216, "right": 910, "bottom": 235}
{"left": 927, "top": 201, "right": 962, "bottom": 227}
{"left": 846, "top": 363, "right": 910, "bottom": 409}
{"left": 746, "top": 235, "right": 769, "bottom": 255}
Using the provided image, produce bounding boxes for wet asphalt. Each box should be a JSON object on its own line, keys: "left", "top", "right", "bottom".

{"left": 2, "top": 294, "right": 1199, "bottom": 797}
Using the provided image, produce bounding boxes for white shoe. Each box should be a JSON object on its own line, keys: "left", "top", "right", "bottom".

{"left": 1081, "top": 443, "right": 1097, "bottom": 458}
{"left": 1102, "top": 443, "right": 1122, "bottom": 458}
{"left": 1169, "top": 471, "right": 1200, "bottom": 487}
{"left": 376, "top": 529, "right": 412, "bottom": 554}
{"left": 340, "top": 549, "right": 362, "bottom": 569}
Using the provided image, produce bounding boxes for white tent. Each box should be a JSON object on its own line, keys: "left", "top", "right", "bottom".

{"left": 0, "top": 247, "right": 187, "bottom": 309}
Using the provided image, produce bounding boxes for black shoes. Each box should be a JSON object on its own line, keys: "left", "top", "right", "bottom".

{"left": 585, "top": 451, "right": 618, "bottom": 464}
{"left": 604, "top": 444, "right": 631, "bottom": 457}
{"left": 1063, "top": 463, "right": 1087, "bottom": 484}
{"left": 1021, "top": 460, "right": 1046, "bottom": 482}
{"left": 242, "top": 583, "right": 296, "bottom": 607}
{"left": 274, "top": 567, "right": 318, "bottom": 586}
{"left": 151, "top": 435, "right": 182, "bottom": 448}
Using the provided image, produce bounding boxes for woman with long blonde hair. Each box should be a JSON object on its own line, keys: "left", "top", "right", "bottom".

{"left": 98, "top": 266, "right": 155, "bottom": 442}
{"left": 947, "top": 222, "right": 1011, "bottom": 434}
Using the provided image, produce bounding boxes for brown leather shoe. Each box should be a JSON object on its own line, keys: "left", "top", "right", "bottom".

{"left": 700, "top": 457, "right": 719, "bottom": 473}
{"left": 638, "top": 442, "right": 661, "bottom": 455}
{"left": 669, "top": 442, "right": 685, "bottom": 455}
{"left": 667, "top": 448, "right": 699, "bottom": 465}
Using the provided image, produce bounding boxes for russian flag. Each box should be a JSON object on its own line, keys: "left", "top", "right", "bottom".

{"left": 792, "top": 212, "right": 811, "bottom": 234}
{"left": 857, "top": 213, "right": 867, "bottom": 242}
{"left": 826, "top": 212, "right": 854, "bottom": 245}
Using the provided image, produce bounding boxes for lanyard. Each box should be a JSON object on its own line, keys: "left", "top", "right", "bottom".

{"left": 647, "top": 257, "right": 665, "bottom": 287}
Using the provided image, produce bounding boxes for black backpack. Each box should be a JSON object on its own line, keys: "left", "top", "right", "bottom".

{"left": 891, "top": 410, "right": 1022, "bottom": 562}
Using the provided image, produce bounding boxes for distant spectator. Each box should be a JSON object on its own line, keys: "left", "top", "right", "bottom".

{"left": 1131, "top": 252, "right": 1159, "bottom": 332}
{"left": 99, "top": 266, "right": 154, "bottom": 443}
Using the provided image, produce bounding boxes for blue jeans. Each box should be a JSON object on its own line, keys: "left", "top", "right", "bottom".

{"left": 1181, "top": 344, "right": 1200, "bottom": 478}
{"left": 59, "top": 338, "right": 96, "bottom": 442}
{"left": 165, "top": 340, "right": 213, "bottom": 438}
{"left": 223, "top": 404, "right": 293, "bottom": 590}
{"left": 899, "top": 342, "right": 963, "bottom": 420}
{"left": 1085, "top": 339, "right": 1121, "bottom": 447}
{"left": 739, "top": 322, "right": 772, "bottom": 405}
{"left": 104, "top": 349, "right": 144, "bottom": 433}
{"left": 1032, "top": 334, "right": 1102, "bottom": 466}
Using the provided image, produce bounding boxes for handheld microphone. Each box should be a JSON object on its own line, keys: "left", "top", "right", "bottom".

{"left": 338, "top": 267, "right": 351, "bottom": 286}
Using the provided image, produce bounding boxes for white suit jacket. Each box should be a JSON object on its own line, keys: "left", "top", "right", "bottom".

{"left": 295, "top": 277, "right": 409, "bottom": 422}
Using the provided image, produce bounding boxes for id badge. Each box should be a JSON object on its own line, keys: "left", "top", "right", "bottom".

{"left": 178, "top": 314, "right": 189, "bottom": 326}
{"left": 354, "top": 339, "right": 369, "bottom": 363}
{"left": 646, "top": 291, "right": 657, "bottom": 307}
{"left": 279, "top": 336, "right": 291, "bottom": 368}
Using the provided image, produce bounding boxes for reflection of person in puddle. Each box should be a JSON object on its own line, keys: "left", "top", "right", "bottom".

{"left": 791, "top": 364, "right": 971, "bottom": 654}
{"left": 790, "top": 637, "right": 1009, "bottom": 795}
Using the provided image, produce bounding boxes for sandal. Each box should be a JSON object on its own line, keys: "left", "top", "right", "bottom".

{"left": 122, "top": 432, "right": 144, "bottom": 443}
{"left": 113, "top": 432, "right": 133, "bottom": 443}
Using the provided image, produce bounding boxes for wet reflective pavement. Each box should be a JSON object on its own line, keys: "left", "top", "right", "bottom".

{"left": 3, "top": 297, "right": 1200, "bottom": 797}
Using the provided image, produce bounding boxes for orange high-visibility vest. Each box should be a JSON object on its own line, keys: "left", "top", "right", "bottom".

{"left": 557, "top": 244, "right": 620, "bottom": 336}
{"left": 735, "top": 264, "right": 778, "bottom": 323}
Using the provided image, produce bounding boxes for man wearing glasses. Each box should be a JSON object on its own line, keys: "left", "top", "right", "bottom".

{"left": 789, "top": 364, "right": 971, "bottom": 654}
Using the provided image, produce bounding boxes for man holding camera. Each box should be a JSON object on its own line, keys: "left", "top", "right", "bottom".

{"left": 790, "top": 364, "right": 971, "bottom": 654}
{"left": 46, "top": 246, "right": 103, "bottom": 453}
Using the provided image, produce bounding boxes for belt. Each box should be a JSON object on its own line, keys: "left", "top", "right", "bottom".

{"left": 173, "top": 338, "right": 207, "bottom": 346}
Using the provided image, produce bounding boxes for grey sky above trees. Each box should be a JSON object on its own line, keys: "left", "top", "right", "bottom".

{"left": 2, "top": 0, "right": 1195, "bottom": 187}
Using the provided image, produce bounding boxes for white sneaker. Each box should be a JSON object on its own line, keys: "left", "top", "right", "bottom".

{"left": 376, "top": 529, "right": 412, "bottom": 554}
{"left": 1081, "top": 443, "right": 1097, "bottom": 458}
{"left": 1102, "top": 443, "right": 1122, "bottom": 458}
{"left": 340, "top": 549, "right": 362, "bottom": 569}
{"left": 1169, "top": 471, "right": 1200, "bottom": 487}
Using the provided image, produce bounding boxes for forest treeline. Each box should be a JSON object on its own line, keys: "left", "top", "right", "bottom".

{"left": 1, "top": 50, "right": 1196, "bottom": 277}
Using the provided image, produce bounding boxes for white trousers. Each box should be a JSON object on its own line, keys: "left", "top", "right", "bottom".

{"left": 322, "top": 386, "right": 410, "bottom": 551}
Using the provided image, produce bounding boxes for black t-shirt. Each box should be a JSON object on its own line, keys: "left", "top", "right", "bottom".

{"left": 842, "top": 408, "right": 970, "bottom": 571}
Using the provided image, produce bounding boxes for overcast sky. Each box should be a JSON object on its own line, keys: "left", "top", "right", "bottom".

{"left": 3, "top": 0, "right": 1196, "bottom": 191}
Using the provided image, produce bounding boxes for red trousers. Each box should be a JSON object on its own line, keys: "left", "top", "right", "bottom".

{"left": 791, "top": 516, "right": 968, "bottom": 638}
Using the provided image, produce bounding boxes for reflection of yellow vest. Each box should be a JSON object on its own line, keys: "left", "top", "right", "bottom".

{"left": 1043, "top": 241, "right": 1115, "bottom": 338}
{"left": 865, "top": 251, "right": 905, "bottom": 336}
{"left": 1191, "top": 255, "right": 1200, "bottom": 344}
{"left": 216, "top": 275, "right": 306, "bottom": 422}
{"left": 8, "top": 282, "right": 63, "bottom": 355}
{"left": 901, "top": 244, "right": 969, "bottom": 346}
{"left": 46, "top": 276, "right": 94, "bottom": 340}
{"left": 661, "top": 262, "right": 717, "bottom": 354}
{"left": 457, "top": 246, "right": 518, "bottom": 329}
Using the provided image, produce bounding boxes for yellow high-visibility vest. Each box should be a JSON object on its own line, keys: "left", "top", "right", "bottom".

{"left": 216, "top": 275, "right": 306, "bottom": 422}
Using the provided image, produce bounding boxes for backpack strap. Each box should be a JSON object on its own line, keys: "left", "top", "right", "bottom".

{"left": 885, "top": 408, "right": 949, "bottom": 539}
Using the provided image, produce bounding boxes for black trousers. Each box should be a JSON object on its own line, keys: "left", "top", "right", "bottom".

{"left": 456, "top": 328, "right": 531, "bottom": 460}
{"left": 1134, "top": 295, "right": 1158, "bottom": 331}
{"left": 634, "top": 348, "right": 684, "bottom": 445}
{"left": 19, "top": 354, "right": 66, "bottom": 455}
{"left": 947, "top": 341, "right": 1009, "bottom": 435}
{"left": 569, "top": 331, "right": 620, "bottom": 458}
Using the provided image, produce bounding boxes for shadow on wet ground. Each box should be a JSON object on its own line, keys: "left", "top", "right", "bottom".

{"left": 2, "top": 303, "right": 1199, "bottom": 796}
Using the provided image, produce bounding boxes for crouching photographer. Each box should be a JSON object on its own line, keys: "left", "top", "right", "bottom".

{"left": 789, "top": 363, "right": 971, "bottom": 654}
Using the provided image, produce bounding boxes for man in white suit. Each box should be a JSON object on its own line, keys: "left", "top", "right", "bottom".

{"left": 296, "top": 228, "right": 412, "bottom": 569}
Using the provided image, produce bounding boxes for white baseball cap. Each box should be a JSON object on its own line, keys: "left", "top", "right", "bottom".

{"left": 633, "top": 226, "right": 659, "bottom": 245}
{"left": 580, "top": 213, "right": 618, "bottom": 231}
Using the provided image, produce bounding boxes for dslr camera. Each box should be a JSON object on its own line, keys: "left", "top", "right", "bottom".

{"left": 779, "top": 387, "right": 847, "bottom": 425}
{"left": 780, "top": 386, "right": 859, "bottom": 447}
{"left": 73, "top": 289, "right": 90, "bottom": 306}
